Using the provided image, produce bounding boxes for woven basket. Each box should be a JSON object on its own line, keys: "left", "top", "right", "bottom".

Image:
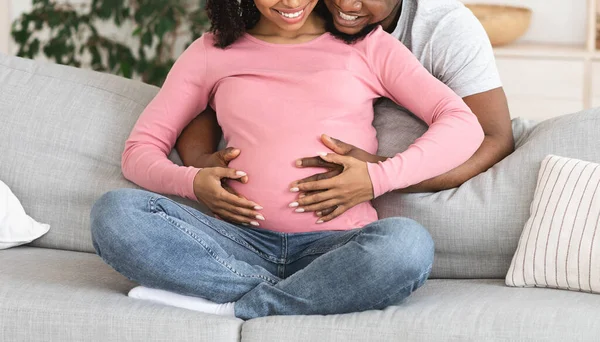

{"left": 465, "top": 4, "right": 532, "bottom": 47}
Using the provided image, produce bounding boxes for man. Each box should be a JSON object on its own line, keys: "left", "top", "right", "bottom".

{"left": 176, "top": 0, "right": 513, "bottom": 223}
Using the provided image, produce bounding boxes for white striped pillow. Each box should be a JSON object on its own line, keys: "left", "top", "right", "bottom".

{"left": 506, "top": 155, "right": 600, "bottom": 293}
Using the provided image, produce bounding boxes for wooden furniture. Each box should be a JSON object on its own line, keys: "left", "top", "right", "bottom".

{"left": 466, "top": 4, "right": 532, "bottom": 47}
{"left": 469, "top": 0, "right": 599, "bottom": 121}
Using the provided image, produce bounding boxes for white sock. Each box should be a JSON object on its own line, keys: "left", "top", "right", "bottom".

{"left": 128, "top": 286, "right": 236, "bottom": 317}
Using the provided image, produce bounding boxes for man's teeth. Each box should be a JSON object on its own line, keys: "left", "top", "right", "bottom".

{"left": 339, "top": 11, "right": 358, "bottom": 21}
{"left": 278, "top": 10, "right": 304, "bottom": 18}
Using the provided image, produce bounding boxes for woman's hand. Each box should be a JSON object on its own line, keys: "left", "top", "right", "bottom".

{"left": 289, "top": 152, "right": 375, "bottom": 223}
{"left": 193, "top": 167, "right": 264, "bottom": 226}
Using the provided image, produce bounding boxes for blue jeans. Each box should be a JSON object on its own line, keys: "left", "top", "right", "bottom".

{"left": 90, "top": 189, "right": 434, "bottom": 320}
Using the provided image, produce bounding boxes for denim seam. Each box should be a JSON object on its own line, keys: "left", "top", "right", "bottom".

{"left": 286, "top": 230, "right": 364, "bottom": 264}
{"left": 283, "top": 235, "right": 288, "bottom": 261}
{"left": 151, "top": 197, "right": 280, "bottom": 263}
{"left": 280, "top": 234, "right": 288, "bottom": 278}
{"left": 364, "top": 263, "right": 433, "bottom": 311}
{"left": 148, "top": 199, "right": 279, "bottom": 284}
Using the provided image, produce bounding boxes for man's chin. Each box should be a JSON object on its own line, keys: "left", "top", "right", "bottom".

{"left": 332, "top": 23, "right": 362, "bottom": 35}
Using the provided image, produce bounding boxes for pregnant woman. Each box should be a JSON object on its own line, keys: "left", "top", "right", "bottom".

{"left": 90, "top": 0, "right": 484, "bottom": 320}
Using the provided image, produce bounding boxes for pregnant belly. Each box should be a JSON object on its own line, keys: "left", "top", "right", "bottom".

{"left": 226, "top": 144, "right": 378, "bottom": 233}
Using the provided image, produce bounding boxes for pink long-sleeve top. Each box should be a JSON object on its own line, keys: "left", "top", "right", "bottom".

{"left": 122, "top": 26, "right": 484, "bottom": 233}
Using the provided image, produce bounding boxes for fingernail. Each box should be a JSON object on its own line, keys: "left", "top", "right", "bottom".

{"left": 296, "top": 159, "right": 302, "bottom": 167}
{"left": 256, "top": 214, "right": 265, "bottom": 221}
{"left": 254, "top": 205, "right": 263, "bottom": 210}
{"left": 289, "top": 202, "right": 299, "bottom": 208}
{"left": 295, "top": 208, "right": 305, "bottom": 213}
{"left": 317, "top": 152, "right": 328, "bottom": 157}
{"left": 290, "top": 187, "right": 299, "bottom": 192}
{"left": 316, "top": 211, "right": 322, "bottom": 216}
{"left": 316, "top": 220, "right": 324, "bottom": 224}
{"left": 299, "top": 194, "right": 306, "bottom": 198}
{"left": 250, "top": 221, "right": 260, "bottom": 226}
{"left": 236, "top": 171, "right": 247, "bottom": 176}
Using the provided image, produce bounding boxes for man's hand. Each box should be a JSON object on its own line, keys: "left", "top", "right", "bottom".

{"left": 193, "top": 168, "right": 264, "bottom": 226}
{"left": 296, "top": 134, "right": 387, "bottom": 176}
{"left": 290, "top": 153, "right": 375, "bottom": 223}
{"left": 192, "top": 146, "right": 250, "bottom": 194}
{"left": 293, "top": 134, "right": 387, "bottom": 218}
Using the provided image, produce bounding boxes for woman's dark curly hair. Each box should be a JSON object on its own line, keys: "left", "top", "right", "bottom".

{"left": 206, "top": 0, "right": 331, "bottom": 48}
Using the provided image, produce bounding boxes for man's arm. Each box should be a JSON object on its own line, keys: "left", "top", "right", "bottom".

{"left": 175, "top": 107, "right": 222, "bottom": 168}
{"left": 397, "top": 5, "right": 514, "bottom": 192}
{"left": 399, "top": 87, "right": 514, "bottom": 193}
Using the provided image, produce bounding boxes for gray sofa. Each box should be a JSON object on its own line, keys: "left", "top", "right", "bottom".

{"left": 2, "top": 53, "right": 600, "bottom": 341}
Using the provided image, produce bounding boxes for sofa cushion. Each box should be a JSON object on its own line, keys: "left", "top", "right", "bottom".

{"left": 0, "top": 247, "right": 242, "bottom": 341}
{"left": 241, "top": 278, "right": 600, "bottom": 341}
{"left": 507, "top": 154, "right": 600, "bottom": 292}
{"left": 372, "top": 100, "right": 600, "bottom": 278}
{"left": 0, "top": 54, "right": 204, "bottom": 253}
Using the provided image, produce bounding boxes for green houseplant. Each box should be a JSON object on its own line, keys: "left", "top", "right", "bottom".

{"left": 11, "top": 0, "right": 209, "bottom": 86}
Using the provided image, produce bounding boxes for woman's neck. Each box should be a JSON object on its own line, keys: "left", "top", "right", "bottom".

{"left": 248, "top": 14, "right": 326, "bottom": 44}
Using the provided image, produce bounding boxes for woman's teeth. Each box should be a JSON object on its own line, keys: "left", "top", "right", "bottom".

{"left": 339, "top": 11, "right": 359, "bottom": 21}
{"left": 278, "top": 9, "right": 304, "bottom": 18}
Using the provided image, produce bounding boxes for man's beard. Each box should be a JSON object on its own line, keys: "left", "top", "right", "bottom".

{"left": 326, "top": 20, "right": 380, "bottom": 44}
{"left": 314, "top": 3, "right": 380, "bottom": 44}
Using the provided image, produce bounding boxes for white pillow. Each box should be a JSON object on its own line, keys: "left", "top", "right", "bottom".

{"left": 0, "top": 180, "right": 50, "bottom": 249}
{"left": 506, "top": 155, "right": 600, "bottom": 293}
